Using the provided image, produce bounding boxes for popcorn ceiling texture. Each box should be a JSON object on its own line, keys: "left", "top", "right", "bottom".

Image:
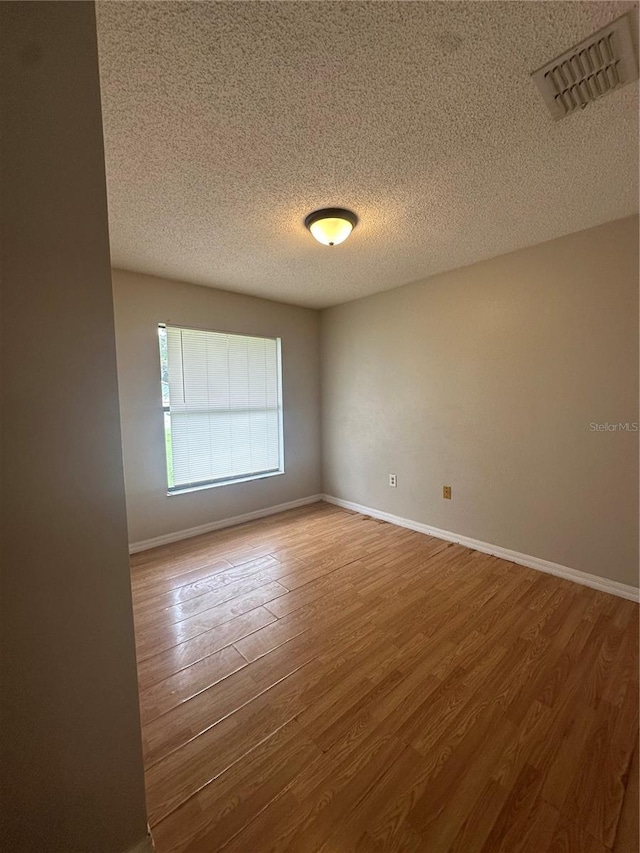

{"left": 96, "top": 1, "right": 638, "bottom": 309}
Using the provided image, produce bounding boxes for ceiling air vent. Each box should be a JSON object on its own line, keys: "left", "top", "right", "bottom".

{"left": 532, "top": 12, "right": 638, "bottom": 120}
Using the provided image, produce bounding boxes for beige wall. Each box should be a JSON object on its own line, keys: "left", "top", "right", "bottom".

{"left": 112, "top": 269, "right": 322, "bottom": 545}
{"left": 322, "top": 216, "right": 639, "bottom": 587}
{"left": 0, "top": 3, "right": 149, "bottom": 852}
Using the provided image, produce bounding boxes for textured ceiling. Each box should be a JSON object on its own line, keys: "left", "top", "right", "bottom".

{"left": 96, "top": 1, "right": 639, "bottom": 309}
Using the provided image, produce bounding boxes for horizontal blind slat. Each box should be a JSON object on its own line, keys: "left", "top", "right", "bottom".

{"left": 165, "top": 326, "right": 281, "bottom": 488}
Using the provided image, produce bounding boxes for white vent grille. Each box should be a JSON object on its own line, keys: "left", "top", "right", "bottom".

{"left": 532, "top": 13, "right": 638, "bottom": 120}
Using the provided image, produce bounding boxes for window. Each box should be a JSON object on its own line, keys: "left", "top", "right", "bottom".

{"left": 158, "top": 324, "right": 283, "bottom": 493}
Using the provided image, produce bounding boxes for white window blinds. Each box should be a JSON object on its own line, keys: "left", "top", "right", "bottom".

{"left": 163, "top": 325, "right": 283, "bottom": 491}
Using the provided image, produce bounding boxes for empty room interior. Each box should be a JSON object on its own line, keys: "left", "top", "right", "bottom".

{"left": 3, "top": 2, "right": 640, "bottom": 853}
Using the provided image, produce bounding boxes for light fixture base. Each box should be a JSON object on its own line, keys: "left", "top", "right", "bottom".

{"left": 304, "top": 207, "right": 358, "bottom": 246}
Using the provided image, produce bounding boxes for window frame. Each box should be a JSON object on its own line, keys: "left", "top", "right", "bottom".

{"left": 158, "top": 323, "right": 285, "bottom": 496}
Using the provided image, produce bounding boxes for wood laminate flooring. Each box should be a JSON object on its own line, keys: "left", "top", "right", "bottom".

{"left": 129, "top": 502, "right": 639, "bottom": 853}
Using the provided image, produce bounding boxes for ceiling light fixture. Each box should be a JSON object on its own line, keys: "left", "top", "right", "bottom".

{"left": 304, "top": 208, "right": 358, "bottom": 246}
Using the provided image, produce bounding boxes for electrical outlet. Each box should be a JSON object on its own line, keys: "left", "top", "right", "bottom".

{"left": 443, "top": 485, "right": 452, "bottom": 499}
{"left": 389, "top": 473, "right": 397, "bottom": 488}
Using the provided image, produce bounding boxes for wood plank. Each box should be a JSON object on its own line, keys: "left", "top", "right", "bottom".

{"left": 136, "top": 580, "right": 288, "bottom": 659}
{"left": 138, "top": 644, "right": 248, "bottom": 725}
{"left": 125, "top": 503, "right": 638, "bottom": 853}
{"left": 478, "top": 764, "right": 557, "bottom": 853}
{"left": 563, "top": 683, "right": 638, "bottom": 846}
{"left": 136, "top": 605, "right": 277, "bottom": 692}
{"left": 134, "top": 567, "right": 287, "bottom": 624}
{"left": 547, "top": 816, "right": 610, "bottom": 853}
{"left": 613, "top": 740, "right": 639, "bottom": 853}
{"left": 150, "top": 721, "right": 321, "bottom": 853}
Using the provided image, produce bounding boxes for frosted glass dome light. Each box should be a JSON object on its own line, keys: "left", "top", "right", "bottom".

{"left": 304, "top": 208, "right": 358, "bottom": 246}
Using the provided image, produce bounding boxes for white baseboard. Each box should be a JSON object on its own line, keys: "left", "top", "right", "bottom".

{"left": 322, "top": 494, "right": 639, "bottom": 603}
{"left": 128, "top": 494, "right": 323, "bottom": 554}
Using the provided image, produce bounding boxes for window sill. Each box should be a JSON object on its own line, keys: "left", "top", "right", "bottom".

{"left": 167, "top": 469, "right": 284, "bottom": 497}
